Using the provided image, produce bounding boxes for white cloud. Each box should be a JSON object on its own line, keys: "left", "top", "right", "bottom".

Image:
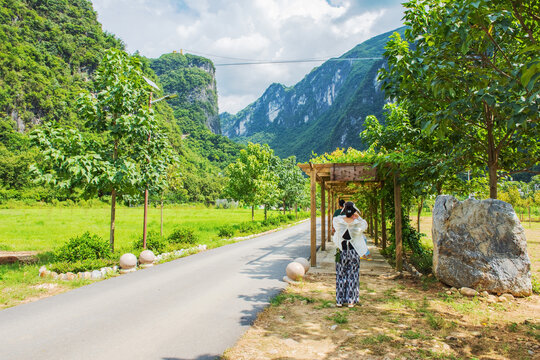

{"left": 91, "top": 0, "right": 404, "bottom": 114}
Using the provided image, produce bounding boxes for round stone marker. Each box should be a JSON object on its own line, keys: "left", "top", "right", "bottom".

{"left": 139, "top": 250, "right": 156, "bottom": 265}
{"left": 286, "top": 261, "right": 305, "bottom": 281}
{"left": 119, "top": 253, "right": 137, "bottom": 270}
{"left": 293, "top": 257, "right": 310, "bottom": 273}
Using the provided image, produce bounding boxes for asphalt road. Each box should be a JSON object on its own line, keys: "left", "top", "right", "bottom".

{"left": 0, "top": 220, "right": 315, "bottom": 360}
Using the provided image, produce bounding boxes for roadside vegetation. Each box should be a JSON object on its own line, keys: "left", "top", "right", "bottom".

{"left": 0, "top": 204, "right": 309, "bottom": 310}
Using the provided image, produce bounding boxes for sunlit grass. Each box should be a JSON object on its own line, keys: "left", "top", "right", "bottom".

{"left": 0, "top": 205, "right": 306, "bottom": 252}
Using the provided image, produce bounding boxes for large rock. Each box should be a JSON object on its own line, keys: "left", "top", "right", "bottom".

{"left": 432, "top": 195, "right": 531, "bottom": 297}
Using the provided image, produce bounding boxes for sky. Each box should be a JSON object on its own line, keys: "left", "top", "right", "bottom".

{"left": 91, "top": 0, "right": 405, "bottom": 114}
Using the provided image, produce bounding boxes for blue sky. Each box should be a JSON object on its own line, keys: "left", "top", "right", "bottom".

{"left": 91, "top": 0, "right": 404, "bottom": 114}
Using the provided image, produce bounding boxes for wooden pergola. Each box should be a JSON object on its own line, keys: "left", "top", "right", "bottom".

{"left": 298, "top": 163, "right": 403, "bottom": 271}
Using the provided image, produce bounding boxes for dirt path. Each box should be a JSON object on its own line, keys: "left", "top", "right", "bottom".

{"left": 222, "top": 227, "right": 540, "bottom": 360}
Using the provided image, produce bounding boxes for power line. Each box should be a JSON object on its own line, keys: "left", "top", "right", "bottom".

{"left": 179, "top": 48, "right": 383, "bottom": 66}
{"left": 214, "top": 57, "right": 383, "bottom": 66}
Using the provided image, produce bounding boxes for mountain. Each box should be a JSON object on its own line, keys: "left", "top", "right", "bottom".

{"left": 221, "top": 27, "right": 405, "bottom": 161}
{"left": 0, "top": 0, "right": 241, "bottom": 204}
{"left": 0, "top": 0, "right": 124, "bottom": 131}
{"left": 150, "top": 53, "right": 221, "bottom": 134}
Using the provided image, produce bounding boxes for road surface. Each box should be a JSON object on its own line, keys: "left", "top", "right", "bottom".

{"left": 0, "top": 220, "right": 316, "bottom": 360}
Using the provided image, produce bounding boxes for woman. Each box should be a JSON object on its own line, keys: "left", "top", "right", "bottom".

{"left": 332, "top": 201, "right": 368, "bottom": 307}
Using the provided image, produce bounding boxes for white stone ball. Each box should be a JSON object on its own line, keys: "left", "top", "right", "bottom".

{"left": 119, "top": 253, "right": 137, "bottom": 269}
{"left": 139, "top": 250, "right": 156, "bottom": 264}
{"left": 286, "top": 262, "right": 305, "bottom": 281}
{"left": 294, "top": 257, "right": 310, "bottom": 273}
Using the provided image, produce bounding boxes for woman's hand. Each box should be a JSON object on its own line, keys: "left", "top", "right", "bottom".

{"left": 352, "top": 213, "right": 359, "bottom": 219}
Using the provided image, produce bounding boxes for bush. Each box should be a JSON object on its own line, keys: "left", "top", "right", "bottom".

{"left": 234, "top": 221, "right": 261, "bottom": 233}
{"left": 55, "top": 232, "right": 111, "bottom": 262}
{"left": 49, "top": 258, "right": 117, "bottom": 273}
{"left": 409, "top": 250, "right": 433, "bottom": 275}
{"left": 132, "top": 231, "right": 168, "bottom": 253}
{"left": 532, "top": 275, "right": 540, "bottom": 295}
{"left": 265, "top": 217, "right": 280, "bottom": 226}
{"left": 278, "top": 214, "right": 289, "bottom": 223}
{"left": 286, "top": 214, "right": 295, "bottom": 221}
{"left": 168, "top": 227, "right": 198, "bottom": 245}
{"left": 217, "top": 225, "right": 235, "bottom": 238}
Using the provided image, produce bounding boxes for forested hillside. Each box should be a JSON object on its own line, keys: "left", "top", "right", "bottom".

{"left": 0, "top": 0, "right": 241, "bottom": 204}
{"left": 221, "top": 28, "right": 405, "bottom": 161}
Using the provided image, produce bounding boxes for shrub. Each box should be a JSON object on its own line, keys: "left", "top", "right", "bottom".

{"left": 234, "top": 221, "right": 261, "bottom": 233}
{"left": 49, "top": 258, "right": 117, "bottom": 273}
{"left": 532, "top": 275, "right": 540, "bottom": 295}
{"left": 265, "top": 217, "right": 280, "bottom": 226}
{"left": 278, "top": 214, "right": 289, "bottom": 223}
{"left": 55, "top": 232, "right": 110, "bottom": 262}
{"left": 168, "top": 227, "right": 198, "bottom": 245}
{"left": 409, "top": 250, "right": 433, "bottom": 275}
{"left": 132, "top": 231, "right": 168, "bottom": 253}
{"left": 217, "top": 225, "right": 235, "bottom": 238}
{"left": 286, "top": 214, "right": 295, "bottom": 221}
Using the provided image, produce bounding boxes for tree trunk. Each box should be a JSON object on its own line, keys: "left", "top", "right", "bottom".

{"left": 252, "top": 205, "right": 254, "bottom": 221}
{"left": 295, "top": 203, "right": 298, "bottom": 219}
{"left": 109, "top": 188, "right": 116, "bottom": 252}
{"left": 485, "top": 103, "right": 498, "bottom": 199}
{"left": 283, "top": 200, "right": 286, "bottom": 215}
{"left": 160, "top": 196, "right": 164, "bottom": 237}
{"left": 109, "top": 138, "right": 119, "bottom": 252}
{"left": 264, "top": 205, "right": 268, "bottom": 220}
{"left": 417, "top": 196, "right": 424, "bottom": 233}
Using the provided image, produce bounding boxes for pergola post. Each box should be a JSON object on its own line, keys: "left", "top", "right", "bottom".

{"left": 394, "top": 171, "right": 402, "bottom": 271}
{"left": 327, "top": 189, "right": 332, "bottom": 245}
{"left": 321, "top": 179, "right": 326, "bottom": 251}
{"left": 310, "top": 164, "right": 317, "bottom": 267}
{"left": 381, "top": 194, "right": 386, "bottom": 250}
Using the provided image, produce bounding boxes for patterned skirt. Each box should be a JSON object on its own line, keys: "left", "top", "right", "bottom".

{"left": 335, "top": 247, "right": 360, "bottom": 305}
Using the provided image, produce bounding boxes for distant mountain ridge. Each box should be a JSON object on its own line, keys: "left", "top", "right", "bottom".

{"left": 220, "top": 27, "right": 406, "bottom": 161}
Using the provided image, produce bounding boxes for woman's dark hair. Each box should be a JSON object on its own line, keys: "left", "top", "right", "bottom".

{"left": 343, "top": 201, "right": 357, "bottom": 218}
{"left": 338, "top": 199, "right": 345, "bottom": 207}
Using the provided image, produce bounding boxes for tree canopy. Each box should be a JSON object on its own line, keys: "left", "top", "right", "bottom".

{"left": 379, "top": 0, "right": 540, "bottom": 198}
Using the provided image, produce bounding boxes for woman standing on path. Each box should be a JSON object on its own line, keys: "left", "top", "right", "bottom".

{"left": 332, "top": 201, "right": 368, "bottom": 308}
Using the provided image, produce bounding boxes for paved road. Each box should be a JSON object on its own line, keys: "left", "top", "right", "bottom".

{"left": 0, "top": 220, "right": 315, "bottom": 360}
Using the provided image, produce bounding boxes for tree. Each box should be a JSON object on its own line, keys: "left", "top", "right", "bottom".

{"left": 275, "top": 156, "right": 307, "bottom": 214}
{"left": 224, "top": 142, "right": 278, "bottom": 221}
{"left": 31, "top": 49, "right": 175, "bottom": 251}
{"left": 380, "top": 0, "right": 540, "bottom": 198}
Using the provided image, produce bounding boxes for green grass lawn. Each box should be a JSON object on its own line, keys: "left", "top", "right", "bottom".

{"left": 0, "top": 205, "right": 303, "bottom": 253}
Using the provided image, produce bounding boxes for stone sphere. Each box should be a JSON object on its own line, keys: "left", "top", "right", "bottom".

{"left": 286, "top": 262, "right": 305, "bottom": 281}
{"left": 119, "top": 253, "right": 137, "bottom": 269}
{"left": 139, "top": 250, "right": 156, "bottom": 264}
{"left": 293, "top": 257, "right": 310, "bottom": 273}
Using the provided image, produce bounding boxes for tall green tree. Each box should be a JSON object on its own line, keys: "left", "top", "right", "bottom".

{"left": 225, "top": 142, "right": 278, "bottom": 221}
{"left": 380, "top": 0, "right": 540, "bottom": 198}
{"left": 31, "top": 49, "right": 175, "bottom": 250}
{"left": 275, "top": 156, "right": 306, "bottom": 214}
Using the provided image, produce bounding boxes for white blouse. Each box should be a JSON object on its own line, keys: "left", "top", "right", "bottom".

{"left": 332, "top": 215, "right": 368, "bottom": 256}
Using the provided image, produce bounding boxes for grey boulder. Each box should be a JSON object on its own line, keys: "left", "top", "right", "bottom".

{"left": 432, "top": 195, "right": 531, "bottom": 296}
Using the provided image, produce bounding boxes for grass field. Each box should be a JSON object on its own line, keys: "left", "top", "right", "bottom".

{"left": 0, "top": 205, "right": 308, "bottom": 309}
{"left": 0, "top": 205, "right": 302, "bottom": 253}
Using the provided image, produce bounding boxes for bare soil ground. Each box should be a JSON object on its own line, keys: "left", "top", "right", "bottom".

{"left": 222, "top": 220, "right": 540, "bottom": 360}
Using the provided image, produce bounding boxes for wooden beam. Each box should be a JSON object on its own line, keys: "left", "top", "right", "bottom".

{"left": 394, "top": 172, "right": 402, "bottom": 271}
{"left": 321, "top": 179, "right": 326, "bottom": 251}
{"left": 331, "top": 164, "right": 377, "bottom": 182}
{"left": 310, "top": 166, "right": 317, "bottom": 267}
